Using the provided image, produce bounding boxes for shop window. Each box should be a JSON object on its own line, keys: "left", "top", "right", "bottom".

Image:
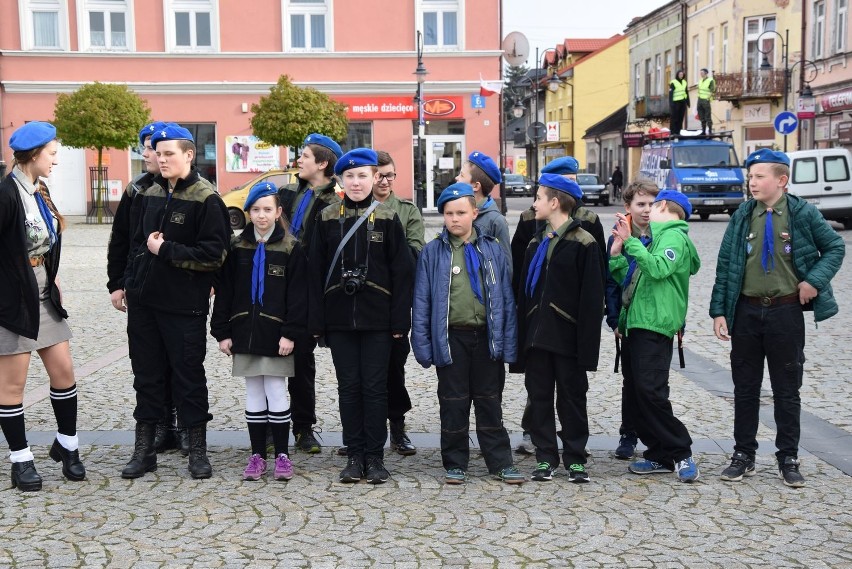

{"left": 284, "top": 0, "right": 331, "bottom": 51}
{"left": 19, "top": 0, "right": 68, "bottom": 50}
{"left": 418, "top": 0, "right": 462, "bottom": 49}
{"left": 185, "top": 123, "right": 218, "bottom": 189}
{"left": 345, "top": 122, "right": 372, "bottom": 150}
{"left": 164, "top": 0, "right": 217, "bottom": 52}
{"left": 78, "top": 0, "right": 131, "bottom": 51}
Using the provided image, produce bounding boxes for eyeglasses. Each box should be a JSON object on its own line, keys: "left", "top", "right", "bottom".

{"left": 378, "top": 173, "right": 397, "bottom": 182}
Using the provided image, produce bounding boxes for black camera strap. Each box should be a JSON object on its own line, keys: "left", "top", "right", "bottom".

{"left": 324, "top": 199, "right": 380, "bottom": 291}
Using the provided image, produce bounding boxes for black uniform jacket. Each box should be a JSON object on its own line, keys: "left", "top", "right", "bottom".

{"left": 211, "top": 223, "right": 308, "bottom": 357}
{"left": 124, "top": 168, "right": 231, "bottom": 316}
{"left": 279, "top": 177, "right": 340, "bottom": 252}
{"left": 514, "top": 218, "right": 605, "bottom": 372}
{"left": 106, "top": 172, "right": 155, "bottom": 293}
{"left": 308, "top": 195, "right": 414, "bottom": 335}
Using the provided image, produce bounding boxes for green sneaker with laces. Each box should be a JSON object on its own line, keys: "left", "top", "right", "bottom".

{"left": 567, "top": 463, "right": 590, "bottom": 483}
{"left": 531, "top": 462, "right": 555, "bottom": 481}
{"left": 493, "top": 466, "right": 525, "bottom": 484}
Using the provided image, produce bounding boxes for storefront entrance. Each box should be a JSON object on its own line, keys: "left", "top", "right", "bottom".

{"left": 424, "top": 135, "right": 465, "bottom": 210}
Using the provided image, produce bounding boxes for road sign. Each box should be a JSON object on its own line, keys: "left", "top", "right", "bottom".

{"left": 471, "top": 94, "right": 486, "bottom": 109}
{"left": 527, "top": 121, "right": 546, "bottom": 143}
{"left": 774, "top": 111, "right": 799, "bottom": 135}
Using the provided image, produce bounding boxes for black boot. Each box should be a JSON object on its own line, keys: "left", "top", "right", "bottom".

{"left": 154, "top": 408, "right": 177, "bottom": 453}
{"left": 121, "top": 423, "right": 157, "bottom": 479}
{"left": 49, "top": 439, "right": 86, "bottom": 481}
{"left": 11, "top": 460, "right": 42, "bottom": 492}
{"left": 389, "top": 419, "right": 416, "bottom": 456}
{"left": 187, "top": 425, "right": 212, "bottom": 479}
{"left": 175, "top": 415, "right": 190, "bottom": 457}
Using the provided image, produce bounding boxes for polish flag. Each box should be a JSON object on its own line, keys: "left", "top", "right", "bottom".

{"left": 479, "top": 76, "right": 504, "bottom": 97}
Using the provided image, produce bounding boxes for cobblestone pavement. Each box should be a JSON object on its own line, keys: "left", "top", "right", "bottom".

{"left": 3, "top": 200, "right": 852, "bottom": 568}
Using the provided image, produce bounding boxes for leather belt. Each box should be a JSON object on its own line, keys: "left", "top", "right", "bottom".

{"left": 448, "top": 325, "right": 486, "bottom": 332}
{"left": 741, "top": 292, "right": 799, "bottom": 307}
{"left": 29, "top": 256, "right": 45, "bottom": 267}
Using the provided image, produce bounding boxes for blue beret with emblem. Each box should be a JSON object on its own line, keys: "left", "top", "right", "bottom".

{"left": 139, "top": 121, "right": 169, "bottom": 146}
{"left": 304, "top": 133, "right": 343, "bottom": 160}
{"left": 538, "top": 173, "right": 582, "bottom": 199}
{"left": 743, "top": 149, "right": 790, "bottom": 168}
{"left": 437, "top": 182, "right": 475, "bottom": 213}
{"left": 334, "top": 148, "right": 378, "bottom": 176}
{"left": 244, "top": 181, "right": 279, "bottom": 211}
{"left": 655, "top": 190, "right": 693, "bottom": 218}
{"left": 541, "top": 156, "right": 580, "bottom": 175}
{"left": 150, "top": 124, "right": 194, "bottom": 149}
{"left": 467, "top": 151, "right": 502, "bottom": 184}
{"left": 10, "top": 121, "right": 56, "bottom": 152}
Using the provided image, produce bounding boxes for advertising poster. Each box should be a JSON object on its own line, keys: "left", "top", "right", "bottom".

{"left": 225, "top": 135, "right": 280, "bottom": 172}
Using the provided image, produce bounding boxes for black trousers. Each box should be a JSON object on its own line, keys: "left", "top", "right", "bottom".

{"left": 387, "top": 335, "right": 413, "bottom": 422}
{"left": 525, "top": 348, "right": 589, "bottom": 467}
{"left": 697, "top": 98, "right": 712, "bottom": 132}
{"left": 327, "top": 331, "right": 391, "bottom": 458}
{"left": 730, "top": 299, "right": 805, "bottom": 461}
{"left": 624, "top": 329, "right": 692, "bottom": 467}
{"left": 620, "top": 357, "right": 638, "bottom": 437}
{"left": 289, "top": 335, "right": 317, "bottom": 430}
{"left": 436, "top": 329, "right": 512, "bottom": 473}
{"left": 670, "top": 100, "right": 687, "bottom": 132}
{"left": 128, "top": 306, "right": 211, "bottom": 428}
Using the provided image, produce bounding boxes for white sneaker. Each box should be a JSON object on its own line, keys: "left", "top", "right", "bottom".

{"left": 515, "top": 433, "right": 536, "bottom": 455}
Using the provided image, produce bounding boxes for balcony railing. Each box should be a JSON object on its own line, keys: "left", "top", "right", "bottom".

{"left": 714, "top": 69, "right": 786, "bottom": 101}
{"left": 634, "top": 95, "right": 669, "bottom": 119}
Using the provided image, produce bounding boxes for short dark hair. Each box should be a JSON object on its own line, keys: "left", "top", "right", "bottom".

{"left": 307, "top": 143, "right": 338, "bottom": 178}
{"left": 658, "top": 199, "right": 686, "bottom": 220}
{"left": 468, "top": 161, "right": 495, "bottom": 195}
{"left": 542, "top": 186, "right": 576, "bottom": 213}
{"left": 177, "top": 140, "right": 196, "bottom": 155}
{"left": 376, "top": 150, "right": 394, "bottom": 168}
{"left": 623, "top": 178, "right": 660, "bottom": 204}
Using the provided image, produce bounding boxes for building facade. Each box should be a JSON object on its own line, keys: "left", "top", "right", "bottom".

{"left": 1, "top": 0, "right": 502, "bottom": 214}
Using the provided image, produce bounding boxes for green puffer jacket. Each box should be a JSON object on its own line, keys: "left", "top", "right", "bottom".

{"left": 609, "top": 220, "right": 700, "bottom": 337}
{"left": 710, "top": 194, "right": 845, "bottom": 329}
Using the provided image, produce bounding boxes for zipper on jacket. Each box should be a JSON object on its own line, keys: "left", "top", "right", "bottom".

{"left": 476, "top": 243, "right": 498, "bottom": 358}
{"left": 444, "top": 241, "right": 452, "bottom": 356}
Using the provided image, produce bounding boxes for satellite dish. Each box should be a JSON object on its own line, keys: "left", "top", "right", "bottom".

{"left": 502, "top": 32, "right": 529, "bottom": 66}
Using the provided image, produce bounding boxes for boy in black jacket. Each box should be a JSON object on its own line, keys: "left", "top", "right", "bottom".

{"left": 514, "top": 174, "right": 604, "bottom": 483}
{"left": 308, "top": 148, "right": 414, "bottom": 484}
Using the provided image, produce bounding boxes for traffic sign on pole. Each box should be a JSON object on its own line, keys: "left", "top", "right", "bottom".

{"left": 774, "top": 111, "right": 798, "bottom": 135}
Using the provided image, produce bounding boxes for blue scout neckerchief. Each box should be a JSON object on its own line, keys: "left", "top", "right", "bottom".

{"left": 251, "top": 238, "right": 266, "bottom": 306}
{"left": 525, "top": 231, "right": 556, "bottom": 298}
{"left": 11, "top": 172, "right": 57, "bottom": 247}
{"left": 290, "top": 189, "right": 313, "bottom": 238}
{"left": 762, "top": 208, "right": 775, "bottom": 273}
{"left": 463, "top": 241, "right": 484, "bottom": 304}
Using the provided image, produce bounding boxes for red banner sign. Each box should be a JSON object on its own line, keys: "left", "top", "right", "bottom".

{"left": 819, "top": 88, "right": 852, "bottom": 113}
{"left": 334, "top": 96, "right": 465, "bottom": 120}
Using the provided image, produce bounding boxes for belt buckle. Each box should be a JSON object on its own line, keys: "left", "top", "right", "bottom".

{"left": 760, "top": 296, "right": 772, "bottom": 307}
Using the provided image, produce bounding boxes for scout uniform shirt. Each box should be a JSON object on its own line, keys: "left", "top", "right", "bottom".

{"left": 448, "top": 229, "right": 486, "bottom": 328}
{"left": 741, "top": 194, "right": 799, "bottom": 298}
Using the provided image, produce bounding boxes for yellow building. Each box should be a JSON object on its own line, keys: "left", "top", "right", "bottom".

{"left": 541, "top": 36, "right": 629, "bottom": 170}
{"left": 686, "top": 0, "right": 803, "bottom": 156}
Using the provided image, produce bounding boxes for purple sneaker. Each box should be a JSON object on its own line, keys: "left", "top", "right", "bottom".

{"left": 243, "top": 454, "right": 267, "bottom": 481}
{"left": 274, "top": 453, "right": 294, "bottom": 481}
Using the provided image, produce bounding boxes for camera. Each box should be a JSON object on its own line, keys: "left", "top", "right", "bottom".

{"left": 341, "top": 266, "right": 367, "bottom": 296}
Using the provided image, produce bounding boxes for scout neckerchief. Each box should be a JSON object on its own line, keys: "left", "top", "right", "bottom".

{"left": 525, "top": 231, "right": 556, "bottom": 298}
{"left": 463, "top": 240, "right": 484, "bottom": 304}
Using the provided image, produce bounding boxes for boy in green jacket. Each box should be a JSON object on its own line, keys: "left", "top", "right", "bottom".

{"left": 710, "top": 149, "right": 845, "bottom": 488}
{"left": 609, "top": 190, "right": 701, "bottom": 483}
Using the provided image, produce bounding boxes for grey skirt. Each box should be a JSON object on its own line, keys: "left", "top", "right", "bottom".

{"left": 0, "top": 265, "right": 72, "bottom": 355}
{"left": 232, "top": 352, "right": 294, "bottom": 378}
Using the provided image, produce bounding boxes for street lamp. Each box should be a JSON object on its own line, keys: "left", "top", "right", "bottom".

{"left": 413, "top": 30, "right": 428, "bottom": 210}
{"left": 757, "top": 28, "right": 819, "bottom": 151}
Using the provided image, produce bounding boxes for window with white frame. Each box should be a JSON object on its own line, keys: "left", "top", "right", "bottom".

{"left": 814, "top": 1, "right": 825, "bottom": 58}
{"left": 708, "top": 28, "right": 715, "bottom": 72}
{"left": 655, "top": 54, "right": 662, "bottom": 95}
{"left": 419, "top": 0, "right": 461, "bottom": 49}
{"left": 745, "top": 16, "right": 776, "bottom": 72}
{"left": 79, "top": 0, "right": 131, "bottom": 50}
{"left": 664, "top": 50, "right": 672, "bottom": 84}
{"left": 835, "top": 0, "right": 847, "bottom": 54}
{"left": 19, "top": 0, "right": 69, "bottom": 50}
{"left": 284, "top": 0, "right": 330, "bottom": 51}
{"left": 164, "top": 0, "right": 217, "bottom": 51}
{"left": 721, "top": 24, "right": 728, "bottom": 72}
{"left": 692, "top": 35, "right": 699, "bottom": 82}
{"left": 634, "top": 63, "right": 641, "bottom": 99}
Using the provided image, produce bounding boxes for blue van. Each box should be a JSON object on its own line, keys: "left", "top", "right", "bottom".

{"left": 639, "top": 133, "right": 745, "bottom": 220}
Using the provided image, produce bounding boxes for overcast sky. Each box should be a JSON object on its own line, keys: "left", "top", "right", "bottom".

{"left": 502, "top": 0, "right": 673, "bottom": 67}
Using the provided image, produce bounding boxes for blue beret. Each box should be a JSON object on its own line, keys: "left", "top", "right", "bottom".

{"left": 541, "top": 156, "right": 579, "bottom": 175}
{"left": 538, "top": 173, "right": 582, "bottom": 199}
{"left": 655, "top": 190, "right": 693, "bottom": 218}
{"left": 467, "top": 151, "right": 502, "bottom": 184}
{"left": 304, "top": 133, "right": 343, "bottom": 160}
{"left": 243, "top": 181, "right": 279, "bottom": 211}
{"left": 437, "top": 182, "right": 475, "bottom": 213}
{"left": 10, "top": 121, "right": 56, "bottom": 152}
{"left": 334, "top": 148, "right": 378, "bottom": 176}
{"left": 744, "top": 149, "right": 790, "bottom": 168}
{"left": 139, "top": 121, "right": 168, "bottom": 146}
{"left": 150, "top": 124, "right": 194, "bottom": 149}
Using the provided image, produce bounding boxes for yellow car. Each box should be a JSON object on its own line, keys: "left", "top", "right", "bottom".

{"left": 222, "top": 169, "right": 299, "bottom": 229}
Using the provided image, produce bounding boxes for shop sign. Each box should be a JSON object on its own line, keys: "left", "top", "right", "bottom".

{"left": 815, "top": 116, "right": 831, "bottom": 140}
{"left": 225, "top": 135, "right": 280, "bottom": 173}
{"left": 838, "top": 122, "right": 852, "bottom": 144}
{"left": 622, "top": 132, "right": 644, "bottom": 147}
{"left": 796, "top": 96, "right": 816, "bottom": 119}
{"left": 335, "top": 96, "right": 465, "bottom": 120}
{"left": 743, "top": 104, "right": 771, "bottom": 124}
{"left": 819, "top": 88, "right": 852, "bottom": 113}
{"left": 546, "top": 121, "right": 560, "bottom": 142}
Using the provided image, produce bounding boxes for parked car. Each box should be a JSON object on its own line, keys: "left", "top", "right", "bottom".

{"left": 221, "top": 169, "right": 299, "bottom": 230}
{"left": 504, "top": 173, "right": 534, "bottom": 196}
{"left": 787, "top": 148, "right": 852, "bottom": 229}
{"left": 576, "top": 173, "right": 611, "bottom": 206}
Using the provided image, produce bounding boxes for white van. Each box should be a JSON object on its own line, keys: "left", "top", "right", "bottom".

{"left": 788, "top": 148, "right": 852, "bottom": 229}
